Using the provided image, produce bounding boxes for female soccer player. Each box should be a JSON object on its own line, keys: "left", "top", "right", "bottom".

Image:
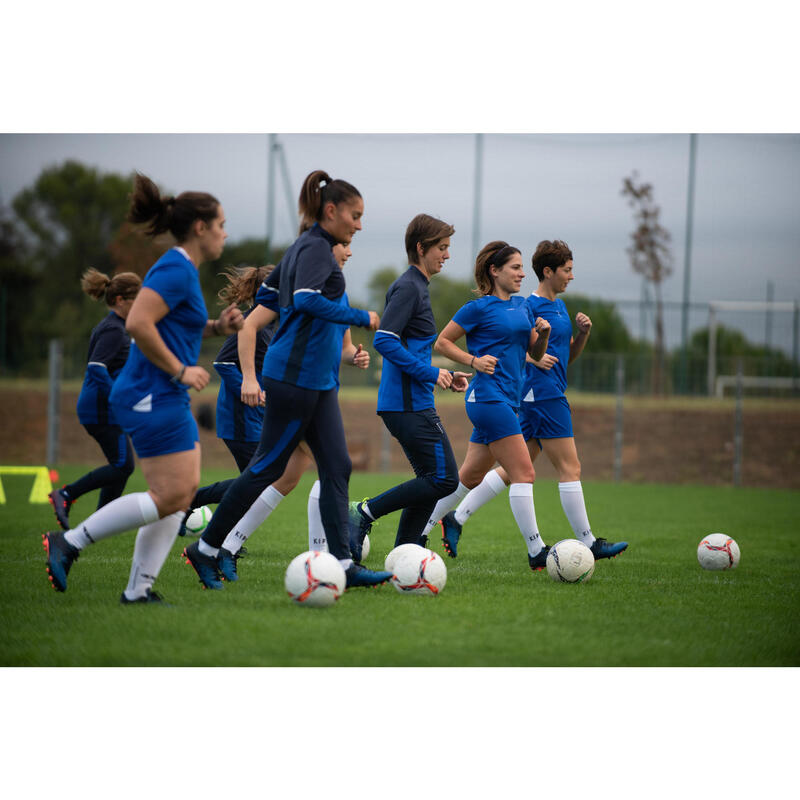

{"left": 434, "top": 240, "right": 628, "bottom": 560}
{"left": 211, "top": 242, "right": 371, "bottom": 581}
{"left": 425, "top": 241, "right": 553, "bottom": 570}
{"left": 347, "top": 213, "right": 470, "bottom": 560}
{"left": 42, "top": 173, "right": 243, "bottom": 603}
{"left": 48, "top": 268, "right": 142, "bottom": 529}
{"left": 183, "top": 169, "right": 391, "bottom": 589}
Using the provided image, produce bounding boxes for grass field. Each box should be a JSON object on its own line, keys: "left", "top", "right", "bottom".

{"left": 0, "top": 465, "right": 798, "bottom": 667}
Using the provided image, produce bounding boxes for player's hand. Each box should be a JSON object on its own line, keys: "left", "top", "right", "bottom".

{"left": 473, "top": 355, "right": 498, "bottom": 374}
{"left": 534, "top": 317, "right": 551, "bottom": 336}
{"left": 436, "top": 368, "right": 453, "bottom": 389}
{"left": 181, "top": 365, "right": 210, "bottom": 391}
{"left": 366, "top": 311, "right": 380, "bottom": 330}
{"left": 533, "top": 354, "right": 558, "bottom": 371}
{"left": 241, "top": 375, "right": 263, "bottom": 407}
{"left": 352, "top": 344, "right": 370, "bottom": 369}
{"left": 576, "top": 312, "right": 592, "bottom": 334}
{"left": 217, "top": 304, "right": 244, "bottom": 334}
{"left": 450, "top": 371, "right": 471, "bottom": 392}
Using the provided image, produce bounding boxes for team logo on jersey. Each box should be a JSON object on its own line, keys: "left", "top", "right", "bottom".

{"left": 523, "top": 389, "right": 535, "bottom": 402}
{"left": 132, "top": 394, "right": 152, "bottom": 413}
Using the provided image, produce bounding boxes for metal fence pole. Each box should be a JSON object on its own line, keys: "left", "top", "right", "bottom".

{"left": 733, "top": 359, "right": 743, "bottom": 487}
{"left": 47, "top": 338, "right": 62, "bottom": 466}
{"left": 614, "top": 354, "right": 624, "bottom": 482}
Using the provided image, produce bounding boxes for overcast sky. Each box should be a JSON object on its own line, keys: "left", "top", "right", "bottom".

{"left": 2, "top": 132, "right": 798, "bottom": 350}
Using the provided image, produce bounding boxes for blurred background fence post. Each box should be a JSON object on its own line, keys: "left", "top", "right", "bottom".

{"left": 733, "top": 358, "right": 744, "bottom": 487}
{"left": 46, "top": 338, "right": 62, "bottom": 466}
{"left": 614, "top": 354, "right": 625, "bottom": 482}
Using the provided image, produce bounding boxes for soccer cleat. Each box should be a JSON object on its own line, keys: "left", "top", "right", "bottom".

{"left": 590, "top": 537, "right": 628, "bottom": 560}
{"left": 418, "top": 532, "right": 429, "bottom": 548}
{"left": 345, "top": 564, "right": 392, "bottom": 589}
{"left": 440, "top": 511, "right": 462, "bottom": 558}
{"left": 177, "top": 511, "right": 190, "bottom": 537}
{"left": 348, "top": 500, "right": 374, "bottom": 563}
{"left": 183, "top": 541, "right": 224, "bottom": 590}
{"left": 48, "top": 487, "right": 73, "bottom": 531}
{"left": 120, "top": 588, "right": 166, "bottom": 604}
{"left": 528, "top": 546, "right": 550, "bottom": 571}
{"left": 42, "top": 530, "right": 79, "bottom": 592}
{"left": 218, "top": 546, "right": 246, "bottom": 582}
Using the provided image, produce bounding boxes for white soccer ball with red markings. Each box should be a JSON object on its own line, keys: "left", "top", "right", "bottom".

{"left": 391, "top": 549, "right": 447, "bottom": 596}
{"left": 546, "top": 539, "right": 595, "bottom": 583}
{"left": 384, "top": 542, "right": 428, "bottom": 573}
{"left": 697, "top": 533, "right": 740, "bottom": 570}
{"left": 285, "top": 550, "right": 346, "bottom": 607}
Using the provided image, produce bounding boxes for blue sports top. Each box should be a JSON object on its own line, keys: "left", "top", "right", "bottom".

{"left": 76, "top": 310, "right": 130, "bottom": 425}
{"left": 453, "top": 294, "right": 535, "bottom": 407}
{"left": 111, "top": 247, "right": 207, "bottom": 409}
{"left": 522, "top": 294, "right": 572, "bottom": 402}
{"left": 213, "top": 308, "right": 277, "bottom": 442}
{"left": 256, "top": 223, "right": 369, "bottom": 390}
{"left": 374, "top": 266, "right": 440, "bottom": 412}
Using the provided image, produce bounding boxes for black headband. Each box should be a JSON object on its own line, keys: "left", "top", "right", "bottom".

{"left": 490, "top": 245, "right": 517, "bottom": 268}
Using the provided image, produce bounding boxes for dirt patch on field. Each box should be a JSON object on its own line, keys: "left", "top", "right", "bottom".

{"left": 1, "top": 387, "right": 798, "bottom": 489}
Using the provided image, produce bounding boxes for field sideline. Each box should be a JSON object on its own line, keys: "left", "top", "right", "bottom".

{"left": 1, "top": 465, "right": 797, "bottom": 667}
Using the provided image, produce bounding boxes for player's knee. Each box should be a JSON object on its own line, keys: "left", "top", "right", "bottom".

{"left": 434, "top": 473, "right": 459, "bottom": 497}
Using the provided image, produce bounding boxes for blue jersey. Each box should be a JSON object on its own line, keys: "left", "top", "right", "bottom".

{"left": 374, "top": 266, "right": 440, "bottom": 412}
{"left": 522, "top": 294, "right": 572, "bottom": 402}
{"left": 213, "top": 308, "right": 277, "bottom": 442}
{"left": 453, "top": 295, "right": 534, "bottom": 407}
{"left": 256, "top": 224, "right": 369, "bottom": 390}
{"left": 76, "top": 311, "right": 130, "bottom": 425}
{"left": 111, "top": 247, "right": 207, "bottom": 412}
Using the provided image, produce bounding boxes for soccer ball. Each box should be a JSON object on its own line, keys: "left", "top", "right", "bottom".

{"left": 185, "top": 505, "right": 212, "bottom": 536}
{"left": 546, "top": 539, "right": 595, "bottom": 583}
{"left": 391, "top": 549, "right": 447, "bottom": 596}
{"left": 697, "top": 533, "right": 740, "bottom": 570}
{"left": 384, "top": 542, "right": 428, "bottom": 573}
{"left": 284, "top": 550, "right": 346, "bottom": 608}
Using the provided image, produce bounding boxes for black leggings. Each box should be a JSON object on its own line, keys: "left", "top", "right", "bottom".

{"left": 65, "top": 424, "right": 135, "bottom": 510}
{"left": 199, "top": 378, "right": 352, "bottom": 559}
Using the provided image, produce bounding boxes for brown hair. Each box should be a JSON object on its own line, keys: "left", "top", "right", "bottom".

{"left": 127, "top": 173, "right": 220, "bottom": 242}
{"left": 297, "top": 170, "right": 361, "bottom": 230}
{"left": 80, "top": 267, "right": 142, "bottom": 307}
{"left": 474, "top": 241, "right": 521, "bottom": 296}
{"left": 217, "top": 265, "right": 275, "bottom": 307}
{"left": 532, "top": 239, "right": 573, "bottom": 280}
{"left": 405, "top": 213, "right": 455, "bottom": 264}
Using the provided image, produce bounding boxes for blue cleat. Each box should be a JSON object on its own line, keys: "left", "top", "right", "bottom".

{"left": 440, "top": 511, "right": 462, "bottom": 558}
{"left": 183, "top": 541, "right": 224, "bottom": 590}
{"left": 345, "top": 564, "right": 392, "bottom": 589}
{"left": 42, "top": 530, "right": 79, "bottom": 592}
{"left": 48, "top": 487, "right": 73, "bottom": 531}
{"left": 418, "top": 532, "right": 429, "bottom": 548}
{"left": 528, "top": 546, "right": 550, "bottom": 572}
{"left": 120, "top": 588, "right": 167, "bottom": 604}
{"left": 348, "top": 500, "right": 374, "bottom": 563}
{"left": 590, "top": 537, "right": 628, "bottom": 560}
{"left": 218, "top": 546, "right": 247, "bottom": 582}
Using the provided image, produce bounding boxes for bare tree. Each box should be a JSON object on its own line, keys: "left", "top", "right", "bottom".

{"left": 621, "top": 171, "right": 674, "bottom": 393}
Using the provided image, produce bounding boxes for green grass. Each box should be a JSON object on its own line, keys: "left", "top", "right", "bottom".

{"left": 1, "top": 466, "right": 798, "bottom": 666}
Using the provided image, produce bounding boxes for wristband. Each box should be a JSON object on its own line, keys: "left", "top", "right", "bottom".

{"left": 171, "top": 365, "right": 186, "bottom": 384}
{"left": 470, "top": 356, "right": 475, "bottom": 368}
{"left": 212, "top": 319, "right": 220, "bottom": 335}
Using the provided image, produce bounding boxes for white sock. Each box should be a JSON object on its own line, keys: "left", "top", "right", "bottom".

{"left": 559, "top": 481, "right": 595, "bottom": 546}
{"left": 509, "top": 482, "right": 544, "bottom": 556}
{"left": 221, "top": 485, "right": 284, "bottom": 555}
{"left": 123, "top": 512, "right": 182, "bottom": 600}
{"left": 421, "top": 482, "right": 471, "bottom": 537}
{"left": 198, "top": 539, "right": 219, "bottom": 557}
{"left": 65, "top": 492, "right": 159, "bottom": 550}
{"left": 455, "top": 468, "right": 507, "bottom": 525}
{"left": 307, "top": 480, "right": 327, "bottom": 551}
{"left": 359, "top": 501, "right": 375, "bottom": 521}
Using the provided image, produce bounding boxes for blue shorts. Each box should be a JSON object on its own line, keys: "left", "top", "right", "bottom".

{"left": 519, "top": 395, "right": 573, "bottom": 445}
{"left": 113, "top": 396, "right": 199, "bottom": 458}
{"left": 467, "top": 401, "right": 523, "bottom": 445}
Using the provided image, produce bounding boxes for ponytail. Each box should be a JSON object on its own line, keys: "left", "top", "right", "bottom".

{"left": 217, "top": 265, "right": 274, "bottom": 307}
{"left": 297, "top": 169, "right": 361, "bottom": 227}
{"left": 81, "top": 267, "right": 142, "bottom": 306}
